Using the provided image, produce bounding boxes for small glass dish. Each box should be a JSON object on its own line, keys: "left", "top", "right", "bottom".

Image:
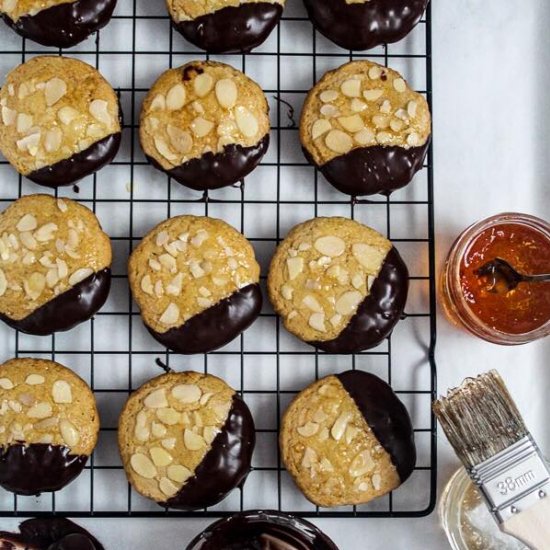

{"left": 439, "top": 467, "right": 528, "bottom": 550}
{"left": 441, "top": 212, "right": 550, "bottom": 345}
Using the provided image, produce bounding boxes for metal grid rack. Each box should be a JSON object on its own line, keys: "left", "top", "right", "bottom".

{"left": 0, "top": 0, "right": 436, "bottom": 519}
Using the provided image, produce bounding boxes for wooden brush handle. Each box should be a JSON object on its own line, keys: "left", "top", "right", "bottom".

{"left": 502, "top": 498, "right": 550, "bottom": 549}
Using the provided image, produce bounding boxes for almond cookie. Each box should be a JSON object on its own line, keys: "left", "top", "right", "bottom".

{"left": 118, "top": 371, "right": 255, "bottom": 510}
{"left": 168, "top": 0, "right": 284, "bottom": 53}
{"left": 0, "top": 56, "right": 122, "bottom": 188}
{"left": 0, "top": 518, "right": 104, "bottom": 550}
{"left": 1, "top": 0, "right": 116, "bottom": 48}
{"left": 267, "top": 217, "right": 408, "bottom": 353}
{"left": 280, "top": 370, "right": 416, "bottom": 507}
{"left": 300, "top": 60, "right": 431, "bottom": 197}
{"left": 129, "top": 215, "right": 261, "bottom": 354}
{"left": 140, "top": 61, "right": 269, "bottom": 191}
{"left": 304, "top": 0, "right": 428, "bottom": 51}
{"left": 188, "top": 511, "right": 338, "bottom": 549}
{"left": 0, "top": 194, "right": 112, "bottom": 336}
{"left": 0, "top": 357, "right": 99, "bottom": 495}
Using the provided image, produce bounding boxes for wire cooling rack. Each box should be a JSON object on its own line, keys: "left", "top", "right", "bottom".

{"left": 0, "top": 0, "right": 436, "bottom": 519}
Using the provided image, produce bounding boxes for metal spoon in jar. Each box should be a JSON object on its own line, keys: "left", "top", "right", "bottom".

{"left": 475, "top": 257, "right": 550, "bottom": 294}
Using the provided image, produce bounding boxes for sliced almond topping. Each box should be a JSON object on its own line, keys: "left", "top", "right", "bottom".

{"left": 45, "top": 78, "right": 67, "bottom": 107}
{"left": 159, "top": 477, "right": 180, "bottom": 497}
{"left": 27, "top": 401, "right": 52, "bottom": 419}
{"left": 301, "top": 447, "right": 317, "bottom": 468}
{"left": 151, "top": 421, "right": 166, "bottom": 438}
{"left": 141, "top": 274, "right": 154, "bottom": 295}
{"left": 184, "top": 428, "right": 206, "bottom": 451}
{"left": 190, "top": 229, "right": 209, "bottom": 247}
{"left": 311, "top": 119, "right": 332, "bottom": 140}
{"left": 166, "top": 273, "right": 183, "bottom": 296}
{"left": 149, "top": 258, "right": 162, "bottom": 271}
{"left": 46, "top": 268, "right": 59, "bottom": 289}
{"left": 159, "top": 253, "right": 177, "bottom": 273}
{"left": 302, "top": 294, "right": 323, "bottom": 313}
{"left": 286, "top": 257, "right": 303, "bottom": 280}
{"left": 376, "top": 131, "right": 392, "bottom": 144}
{"left": 144, "top": 388, "right": 168, "bottom": 409}
{"left": 297, "top": 421, "right": 319, "bottom": 437}
{"left": 161, "top": 437, "right": 177, "bottom": 450}
{"left": 154, "top": 137, "right": 178, "bottom": 162}
{"left": 350, "top": 98, "right": 367, "bottom": 112}
{"left": 335, "top": 290, "right": 363, "bottom": 316}
{"left": 352, "top": 243, "right": 386, "bottom": 270}
{"left": 407, "top": 100, "right": 418, "bottom": 118}
{"left": 407, "top": 132, "right": 421, "bottom": 146}
{"left": 25, "top": 374, "right": 44, "bottom": 385}
{"left": 1, "top": 106, "right": 16, "bottom": 126}
{"left": 166, "top": 84, "right": 186, "bottom": 110}
{"left": 363, "top": 89, "right": 383, "bottom": 101}
{"left": 34, "top": 222, "right": 58, "bottom": 242}
{"left": 280, "top": 284, "right": 293, "bottom": 300}
{"left": 156, "top": 407, "right": 180, "bottom": 425}
{"left": 44, "top": 127, "right": 62, "bottom": 153}
{"left": 24, "top": 272, "right": 45, "bottom": 300}
{"left": 393, "top": 77, "right": 407, "bottom": 93}
{"left": 368, "top": 66, "right": 382, "bottom": 80}
{"left": 215, "top": 78, "right": 237, "bottom": 108}
{"left": 203, "top": 426, "right": 218, "bottom": 444}
{"left": 18, "top": 392, "right": 34, "bottom": 406}
{"left": 308, "top": 312, "right": 326, "bottom": 332}
{"left": 395, "top": 108, "right": 408, "bottom": 121}
{"left": 150, "top": 94, "right": 166, "bottom": 111}
{"left": 338, "top": 114, "right": 364, "bottom": 133}
{"left": 193, "top": 73, "right": 214, "bottom": 97}
{"left": 372, "top": 473, "right": 382, "bottom": 491}
{"left": 150, "top": 446, "right": 173, "bottom": 467}
{"left": 166, "top": 125, "right": 193, "bottom": 154}
{"left": 390, "top": 119, "right": 404, "bottom": 132}
{"left": 52, "top": 380, "right": 72, "bottom": 404}
{"left": 89, "top": 99, "right": 111, "bottom": 125}
{"left": 320, "top": 104, "right": 339, "bottom": 118}
{"left": 69, "top": 268, "right": 93, "bottom": 286}
{"left": 235, "top": 106, "right": 259, "bottom": 138}
{"left": 0, "top": 377, "right": 13, "bottom": 390}
{"left": 319, "top": 90, "right": 338, "bottom": 103}
{"left": 16, "top": 132, "right": 40, "bottom": 154}
{"left": 56, "top": 257, "right": 68, "bottom": 277}
{"left": 351, "top": 273, "right": 364, "bottom": 289}
{"left": 16, "top": 214, "right": 37, "bottom": 232}
{"left": 9, "top": 400, "right": 22, "bottom": 412}
{"left": 340, "top": 79, "right": 361, "bottom": 98}
{"left": 16, "top": 113, "right": 33, "bottom": 134}
{"left": 172, "top": 384, "right": 201, "bottom": 403}
{"left": 35, "top": 417, "right": 58, "bottom": 430}
{"left": 331, "top": 411, "right": 352, "bottom": 441}
{"left": 349, "top": 450, "right": 375, "bottom": 477}
{"left": 372, "top": 115, "right": 389, "bottom": 129}
{"left": 325, "top": 129, "right": 353, "bottom": 154}
{"left": 380, "top": 100, "right": 392, "bottom": 114}
{"left": 345, "top": 425, "right": 360, "bottom": 445}
{"left": 354, "top": 128, "right": 376, "bottom": 146}
{"left": 159, "top": 302, "right": 180, "bottom": 325}
{"left": 130, "top": 453, "right": 157, "bottom": 479}
{"left": 156, "top": 231, "right": 169, "bottom": 247}
{"left": 314, "top": 235, "right": 345, "bottom": 257}
{"left": 197, "top": 296, "right": 212, "bottom": 308}
{"left": 190, "top": 117, "right": 214, "bottom": 138}
{"left": 167, "top": 464, "right": 192, "bottom": 483}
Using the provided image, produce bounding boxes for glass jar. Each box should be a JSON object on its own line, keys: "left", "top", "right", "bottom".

{"left": 439, "top": 467, "right": 528, "bottom": 550}
{"left": 441, "top": 213, "right": 550, "bottom": 344}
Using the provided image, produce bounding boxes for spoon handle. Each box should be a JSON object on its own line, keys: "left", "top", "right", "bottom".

{"left": 523, "top": 273, "right": 550, "bottom": 283}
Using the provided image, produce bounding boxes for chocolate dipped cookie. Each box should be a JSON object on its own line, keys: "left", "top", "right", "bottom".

{"left": 0, "top": 0, "right": 116, "bottom": 48}
{"left": 280, "top": 370, "right": 415, "bottom": 507}
{"left": 118, "top": 371, "right": 255, "bottom": 510}
{"left": 187, "top": 510, "right": 339, "bottom": 549}
{"left": 303, "top": 0, "right": 428, "bottom": 52}
{"left": 0, "top": 358, "right": 99, "bottom": 495}
{"left": 168, "top": 0, "right": 284, "bottom": 53}
{"left": 300, "top": 60, "right": 430, "bottom": 197}
{"left": 0, "top": 518, "right": 104, "bottom": 550}
{"left": 128, "top": 215, "right": 262, "bottom": 354}
{"left": 0, "top": 56, "right": 121, "bottom": 188}
{"left": 0, "top": 195, "right": 112, "bottom": 336}
{"left": 140, "top": 61, "right": 269, "bottom": 192}
{"left": 267, "top": 217, "right": 408, "bottom": 353}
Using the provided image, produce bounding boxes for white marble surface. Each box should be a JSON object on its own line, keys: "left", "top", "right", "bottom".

{"left": 2, "top": 1, "right": 550, "bottom": 548}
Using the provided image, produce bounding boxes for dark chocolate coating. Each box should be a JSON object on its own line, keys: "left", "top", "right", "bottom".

{"left": 336, "top": 370, "right": 416, "bottom": 482}
{"left": 172, "top": 3, "right": 283, "bottom": 54}
{"left": 0, "top": 518, "right": 103, "bottom": 550}
{"left": 310, "top": 248, "right": 408, "bottom": 353}
{"left": 187, "top": 510, "right": 339, "bottom": 550}
{"left": 27, "top": 133, "right": 121, "bottom": 188}
{"left": 302, "top": 0, "right": 428, "bottom": 51}
{"left": 147, "top": 283, "right": 262, "bottom": 354}
{"left": 147, "top": 135, "right": 269, "bottom": 191}
{"left": 304, "top": 141, "right": 429, "bottom": 197}
{"left": 163, "top": 395, "right": 255, "bottom": 510}
{"left": 0, "top": 268, "right": 111, "bottom": 336}
{"left": 0, "top": 444, "right": 88, "bottom": 495}
{"left": 2, "top": 0, "right": 117, "bottom": 48}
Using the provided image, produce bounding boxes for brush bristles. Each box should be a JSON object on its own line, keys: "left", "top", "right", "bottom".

{"left": 433, "top": 370, "right": 528, "bottom": 469}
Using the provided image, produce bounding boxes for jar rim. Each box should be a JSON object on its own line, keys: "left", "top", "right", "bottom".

{"left": 443, "top": 212, "right": 550, "bottom": 345}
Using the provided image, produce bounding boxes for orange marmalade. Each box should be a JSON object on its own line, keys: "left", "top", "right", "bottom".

{"left": 442, "top": 213, "right": 550, "bottom": 344}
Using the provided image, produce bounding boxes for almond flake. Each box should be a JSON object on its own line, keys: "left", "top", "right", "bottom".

{"left": 319, "top": 90, "right": 338, "bottom": 103}
{"left": 308, "top": 312, "right": 326, "bottom": 332}
{"left": 159, "top": 302, "right": 179, "bottom": 325}
{"left": 130, "top": 453, "right": 157, "bottom": 479}
{"left": 16, "top": 214, "right": 37, "bottom": 232}
{"left": 340, "top": 79, "right": 361, "bottom": 98}
{"left": 52, "top": 380, "right": 72, "bottom": 403}
{"left": 167, "top": 464, "right": 192, "bottom": 483}
{"left": 393, "top": 77, "right": 407, "bottom": 93}
{"left": 144, "top": 388, "right": 168, "bottom": 409}
{"left": 311, "top": 119, "right": 332, "bottom": 140}
{"left": 68, "top": 268, "right": 93, "bottom": 286}
{"left": 235, "top": 106, "right": 258, "bottom": 138}
{"left": 325, "top": 129, "right": 353, "bottom": 154}
{"left": 166, "top": 84, "right": 186, "bottom": 110}
{"left": 215, "top": 78, "right": 238, "bottom": 108}
{"left": 363, "top": 89, "right": 383, "bottom": 101}
{"left": 45, "top": 78, "right": 67, "bottom": 107}
{"left": 335, "top": 290, "right": 363, "bottom": 316}
{"left": 194, "top": 73, "right": 214, "bottom": 97}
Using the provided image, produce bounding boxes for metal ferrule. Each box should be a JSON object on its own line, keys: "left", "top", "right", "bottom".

{"left": 469, "top": 435, "right": 550, "bottom": 522}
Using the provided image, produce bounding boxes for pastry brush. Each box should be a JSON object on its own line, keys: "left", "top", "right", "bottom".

{"left": 434, "top": 370, "right": 550, "bottom": 549}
